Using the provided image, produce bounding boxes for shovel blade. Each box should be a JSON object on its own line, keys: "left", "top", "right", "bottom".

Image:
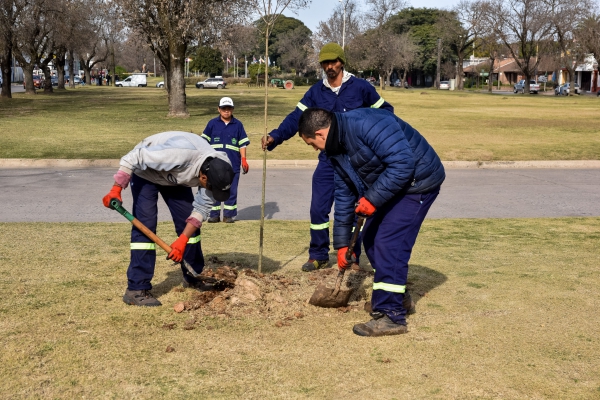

{"left": 309, "top": 282, "right": 353, "bottom": 308}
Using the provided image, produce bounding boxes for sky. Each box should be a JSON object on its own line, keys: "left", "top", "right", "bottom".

{"left": 283, "top": 0, "right": 458, "bottom": 33}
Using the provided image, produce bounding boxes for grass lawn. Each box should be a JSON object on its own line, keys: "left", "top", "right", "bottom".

{"left": 1, "top": 85, "right": 599, "bottom": 161}
{"left": 1, "top": 218, "right": 599, "bottom": 398}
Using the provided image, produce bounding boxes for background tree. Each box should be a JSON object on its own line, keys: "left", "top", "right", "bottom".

{"left": 575, "top": 14, "right": 600, "bottom": 59}
{"left": 274, "top": 25, "right": 311, "bottom": 73}
{"left": 255, "top": 15, "right": 311, "bottom": 67}
{"left": 437, "top": 0, "right": 482, "bottom": 90}
{"left": 189, "top": 46, "right": 224, "bottom": 76}
{"left": 480, "top": 0, "right": 554, "bottom": 93}
{"left": 545, "top": 0, "right": 594, "bottom": 95}
{"left": 313, "top": 0, "right": 362, "bottom": 49}
{"left": 0, "top": 0, "right": 25, "bottom": 98}
{"left": 117, "top": 0, "right": 249, "bottom": 117}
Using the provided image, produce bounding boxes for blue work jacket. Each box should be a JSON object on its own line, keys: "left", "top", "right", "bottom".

{"left": 202, "top": 116, "right": 249, "bottom": 173}
{"left": 268, "top": 75, "right": 393, "bottom": 161}
{"left": 325, "top": 108, "right": 446, "bottom": 248}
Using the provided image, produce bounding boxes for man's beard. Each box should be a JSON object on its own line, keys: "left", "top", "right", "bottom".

{"left": 326, "top": 69, "right": 339, "bottom": 79}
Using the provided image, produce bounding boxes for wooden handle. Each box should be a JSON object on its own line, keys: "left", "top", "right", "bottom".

{"left": 131, "top": 218, "right": 172, "bottom": 253}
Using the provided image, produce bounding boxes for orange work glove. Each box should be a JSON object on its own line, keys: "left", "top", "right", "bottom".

{"left": 241, "top": 157, "right": 249, "bottom": 174}
{"left": 337, "top": 247, "right": 355, "bottom": 271}
{"left": 355, "top": 197, "right": 376, "bottom": 217}
{"left": 102, "top": 185, "right": 122, "bottom": 208}
{"left": 167, "top": 233, "right": 189, "bottom": 263}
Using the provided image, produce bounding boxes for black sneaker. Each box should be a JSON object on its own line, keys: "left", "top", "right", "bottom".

{"left": 223, "top": 217, "right": 235, "bottom": 223}
{"left": 353, "top": 314, "right": 408, "bottom": 337}
{"left": 207, "top": 217, "right": 220, "bottom": 223}
{"left": 122, "top": 289, "right": 162, "bottom": 307}
{"left": 301, "top": 259, "right": 329, "bottom": 272}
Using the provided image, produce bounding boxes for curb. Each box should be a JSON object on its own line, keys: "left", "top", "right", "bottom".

{"left": 0, "top": 159, "right": 599, "bottom": 169}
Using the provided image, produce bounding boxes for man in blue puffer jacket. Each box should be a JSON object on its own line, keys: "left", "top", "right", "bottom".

{"left": 298, "top": 108, "right": 445, "bottom": 337}
{"left": 261, "top": 43, "right": 393, "bottom": 272}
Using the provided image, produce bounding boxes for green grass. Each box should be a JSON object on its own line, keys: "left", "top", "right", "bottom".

{"left": 1, "top": 85, "right": 599, "bottom": 160}
{"left": 1, "top": 218, "right": 599, "bottom": 398}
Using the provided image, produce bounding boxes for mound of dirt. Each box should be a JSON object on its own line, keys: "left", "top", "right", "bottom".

{"left": 173, "top": 265, "right": 374, "bottom": 323}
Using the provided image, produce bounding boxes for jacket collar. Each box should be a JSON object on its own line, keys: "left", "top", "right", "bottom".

{"left": 325, "top": 114, "right": 344, "bottom": 156}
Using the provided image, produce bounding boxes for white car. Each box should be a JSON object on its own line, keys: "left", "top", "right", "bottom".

{"left": 439, "top": 81, "right": 450, "bottom": 90}
{"left": 156, "top": 81, "right": 164, "bottom": 88}
{"left": 555, "top": 82, "right": 580, "bottom": 95}
{"left": 115, "top": 73, "right": 147, "bottom": 87}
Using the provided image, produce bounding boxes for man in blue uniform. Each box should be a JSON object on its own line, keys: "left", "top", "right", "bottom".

{"left": 298, "top": 108, "right": 445, "bottom": 336}
{"left": 261, "top": 43, "right": 394, "bottom": 272}
{"left": 202, "top": 97, "right": 250, "bottom": 223}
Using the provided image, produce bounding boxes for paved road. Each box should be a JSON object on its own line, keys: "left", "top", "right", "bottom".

{"left": 1, "top": 167, "right": 599, "bottom": 222}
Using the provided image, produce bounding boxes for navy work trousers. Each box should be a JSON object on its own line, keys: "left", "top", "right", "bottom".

{"left": 363, "top": 187, "right": 440, "bottom": 325}
{"left": 127, "top": 174, "right": 204, "bottom": 290}
{"left": 310, "top": 158, "right": 362, "bottom": 261}
{"left": 210, "top": 171, "right": 240, "bottom": 219}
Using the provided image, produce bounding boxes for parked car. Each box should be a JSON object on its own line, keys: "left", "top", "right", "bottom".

{"left": 439, "top": 81, "right": 450, "bottom": 90}
{"left": 514, "top": 79, "right": 539, "bottom": 94}
{"left": 196, "top": 77, "right": 226, "bottom": 89}
{"left": 23, "top": 75, "right": 43, "bottom": 89}
{"left": 555, "top": 82, "right": 580, "bottom": 96}
{"left": 115, "top": 73, "right": 148, "bottom": 87}
{"left": 64, "top": 75, "right": 82, "bottom": 85}
{"left": 51, "top": 76, "right": 59, "bottom": 87}
{"left": 156, "top": 81, "right": 164, "bottom": 88}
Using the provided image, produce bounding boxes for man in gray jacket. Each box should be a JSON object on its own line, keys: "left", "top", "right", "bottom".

{"left": 102, "top": 131, "right": 234, "bottom": 307}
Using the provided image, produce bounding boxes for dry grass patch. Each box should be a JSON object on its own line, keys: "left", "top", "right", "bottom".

{"left": 1, "top": 86, "right": 599, "bottom": 160}
{"left": 1, "top": 218, "right": 599, "bottom": 398}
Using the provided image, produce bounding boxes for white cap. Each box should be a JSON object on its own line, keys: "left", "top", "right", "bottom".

{"left": 219, "top": 97, "right": 234, "bottom": 107}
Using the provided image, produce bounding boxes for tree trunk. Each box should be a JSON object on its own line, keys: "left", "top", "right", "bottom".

{"left": 68, "top": 51, "right": 75, "bottom": 88}
{"left": 379, "top": 73, "right": 384, "bottom": 90}
{"left": 456, "top": 56, "right": 464, "bottom": 90}
{"left": 401, "top": 70, "right": 407, "bottom": 89}
{"left": 56, "top": 54, "right": 67, "bottom": 90}
{"left": 567, "top": 63, "right": 576, "bottom": 96}
{"left": 81, "top": 60, "right": 92, "bottom": 86}
{"left": 0, "top": 47, "right": 12, "bottom": 99}
{"left": 166, "top": 43, "right": 188, "bottom": 117}
{"left": 42, "top": 64, "right": 53, "bottom": 94}
{"left": 488, "top": 57, "right": 495, "bottom": 93}
{"left": 22, "top": 66, "right": 36, "bottom": 94}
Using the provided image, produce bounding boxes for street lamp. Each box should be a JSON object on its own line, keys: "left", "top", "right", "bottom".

{"left": 339, "top": 0, "right": 347, "bottom": 49}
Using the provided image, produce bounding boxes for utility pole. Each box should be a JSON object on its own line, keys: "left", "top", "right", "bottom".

{"left": 339, "top": 0, "right": 347, "bottom": 49}
{"left": 436, "top": 38, "right": 441, "bottom": 89}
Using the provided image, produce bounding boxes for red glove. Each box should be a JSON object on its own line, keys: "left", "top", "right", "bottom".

{"left": 241, "top": 157, "right": 249, "bottom": 174}
{"left": 168, "top": 233, "right": 188, "bottom": 263}
{"left": 337, "top": 247, "right": 355, "bottom": 271}
{"left": 355, "top": 197, "right": 376, "bottom": 216}
{"left": 102, "top": 185, "right": 122, "bottom": 208}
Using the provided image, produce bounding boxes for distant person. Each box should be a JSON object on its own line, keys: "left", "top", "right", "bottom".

{"left": 201, "top": 97, "right": 249, "bottom": 223}
{"left": 102, "top": 131, "right": 235, "bottom": 307}
{"left": 298, "top": 107, "right": 445, "bottom": 336}
{"left": 261, "top": 42, "right": 394, "bottom": 272}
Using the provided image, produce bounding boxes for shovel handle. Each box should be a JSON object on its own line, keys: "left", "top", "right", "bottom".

{"left": 345, "top": 216, "right": 366, "bottom": 262}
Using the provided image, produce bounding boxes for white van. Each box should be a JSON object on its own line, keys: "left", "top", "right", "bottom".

{"left": 115, "top": 73, "right": 147, "bottom": 87}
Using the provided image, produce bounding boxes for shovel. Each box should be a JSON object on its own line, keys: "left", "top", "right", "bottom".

{"left": 108, "top": 198, "right": 221, "bottom": 285}
{"left": 309, "top": 215, "right": 366, "bottom": 308}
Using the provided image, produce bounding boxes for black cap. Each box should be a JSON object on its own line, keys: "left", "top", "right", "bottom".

{"left": 202, "top": 157, "right": 234, "bottom": 202}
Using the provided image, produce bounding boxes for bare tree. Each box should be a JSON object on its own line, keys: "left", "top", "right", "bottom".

{"left": 275, "top": 25, "right": 311, "bottom": 73}
{"left": 364, "top": 0, "right": 408, "bottom": 28}
{"left": 545, "top": 0, "right": 593, "bottom": 95}
{"left": 395, "top": 32, "right": 419, "bottom": 88}
{"left": 438, "top": 0, "right": 483, "bottom": 90}
{"left": 480, "top": 0, "right": 554, "bottom": 93}
{"left": 117, "top": 0, "right": 249, "bottom": 117}
{"left": 313, "top": 0, "right": 362, "bottom": 49}
{"left": 0, "top": 0, "right": 26, "bottom": 98}
{"left": 576, "top": 14, "right": 600, "bottom": 60}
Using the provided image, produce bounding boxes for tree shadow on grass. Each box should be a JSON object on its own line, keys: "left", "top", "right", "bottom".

{"left": 152, "top": 251, "right": 284, "bottom": 297}
{"left": 236, "top": 202, "right": 280, "bottom": 220}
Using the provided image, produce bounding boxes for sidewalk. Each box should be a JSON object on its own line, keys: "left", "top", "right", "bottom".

{"left": 1, "top": 159, "right": 599, "bottom": 169}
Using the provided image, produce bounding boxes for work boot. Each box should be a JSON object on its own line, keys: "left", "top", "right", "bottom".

{"left": 353, "top": 313, "right": 408, "bottom": 337}
{"left": 122, "top": 289, "right": 161, "bottom": 307}
{"left": 301, "top": 259, "right": 329, "bottom": 272}
{"left": 223, "top": 217, "right": 235, "bottom": 223}
{"left": 364, "top": 291, "right": 416, "bottom": 315}
{"left": 183, "top": 279, "right": 225, "bottom": 292}
{"left": 207, "top": 216, "right": 220, "bottom": 223}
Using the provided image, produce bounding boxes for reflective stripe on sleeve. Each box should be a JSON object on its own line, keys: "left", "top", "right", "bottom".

{"left": 211, "top": 144, "right": 224, "bottom": 149}
{"left": 201, "top": 134, "right": 211, "bottom": 141}
{"left": 130, "top": 243, "right": 156, "bottom": 250}
{"left": 297, "top": 102, "right": 307, "bottom": 111}
{"left": 310, "top": 222, "right": 330, "bottom": 230}
{"left": 238, "top": 138, "right": 249, "bottom": 146}
{"left": 187, "top": 235, "right": 201, "bottom": 244}
{"left": 211, "top": 206, "right": 221, "bottom": 210}
{"left": 224, "top": 205, "right": 237, "bottom": 210}
{"left": 371, "top": 98, "right": 385, "bottom": 109}
{"left": 373, "top": 282, "right": 406, "bottom": 293}
{"left": 225, "top": 145, "right": 240, "bottom": 152}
